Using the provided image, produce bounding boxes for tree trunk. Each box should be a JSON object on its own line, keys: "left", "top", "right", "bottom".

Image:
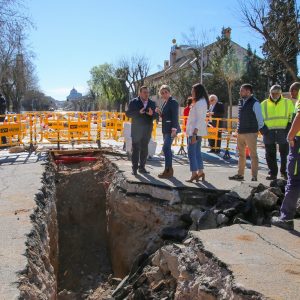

{"left": 12, "top": 98, "right": 21, "bottom": 113}
{"left": 228, "top": 81, "right": 233, "bottom": 119}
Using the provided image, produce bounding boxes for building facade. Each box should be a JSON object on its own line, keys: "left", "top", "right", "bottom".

{"left": 144, "top": 28, "right": 249, "bottom": 108}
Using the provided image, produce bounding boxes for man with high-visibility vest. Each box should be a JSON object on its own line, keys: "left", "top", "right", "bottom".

{"left": 261, "top": 85, "right": 295, "bottom": 180}
{"left": 271, "top": 82, "right": 300, "bottom": 230}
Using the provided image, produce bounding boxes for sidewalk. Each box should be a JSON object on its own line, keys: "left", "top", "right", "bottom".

{"left": 0, "top": 150, "right": 46, "bottom": 299}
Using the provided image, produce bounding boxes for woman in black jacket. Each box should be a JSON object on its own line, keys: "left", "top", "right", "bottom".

{"left": 156, "top": 85, "right": 181, "bottom": 178}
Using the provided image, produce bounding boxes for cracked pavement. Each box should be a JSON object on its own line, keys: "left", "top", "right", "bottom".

{"left": 191, "top": 223, "right": 300, "bottom": 300}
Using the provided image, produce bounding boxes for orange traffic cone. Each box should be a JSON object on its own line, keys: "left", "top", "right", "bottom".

{"left": 245, "top": 146, "right": 250, "bottom": 159}
{"left": 235, "top": 146, "right": 251, "bottom": 159}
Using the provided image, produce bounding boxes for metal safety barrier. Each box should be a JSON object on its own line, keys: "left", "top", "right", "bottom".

{"left": 0, "top": 111, "right": 156, "bottom": 149}
{"left": 173, "top": 116, "right": 239, "bottom": 158}
{"left": 0, "top": 111, "right": 245, "bottom": 159}
{"left": 0, "top": 114, "right": 23, "bottom": 147}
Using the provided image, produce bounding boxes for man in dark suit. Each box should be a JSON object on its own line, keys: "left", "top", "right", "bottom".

{"left": 126, "top": 86, "right": 157, "bottom": 175}
{"left": 207, "top": 94, "right": 225, "bottom": 153}
{"left": 0, "top": 93, "right": 7, "bottom": 145}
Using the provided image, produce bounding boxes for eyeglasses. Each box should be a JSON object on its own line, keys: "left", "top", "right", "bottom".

{"left": 160, "top": 90, "right": 169, "bottom": 95}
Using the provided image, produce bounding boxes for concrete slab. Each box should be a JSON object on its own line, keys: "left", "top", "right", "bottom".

{"left": 191, "top": 221, "right": 300, "bottom": 300}
{"left": 0, "top": 150, "right": 46, "bottom": 299}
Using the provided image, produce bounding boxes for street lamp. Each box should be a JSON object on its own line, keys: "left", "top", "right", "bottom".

{"left": 187, "top": 46, "right": 204, "bottom": 84}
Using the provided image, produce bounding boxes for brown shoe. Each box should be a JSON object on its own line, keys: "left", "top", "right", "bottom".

{"left": 158, "top": 169, "right": 166, "bottom": 178}
{"left": 158, "top": 167, "right": 173, "bottom": 178}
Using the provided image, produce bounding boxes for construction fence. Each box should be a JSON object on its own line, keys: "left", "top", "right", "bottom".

{"left": 0, "top": 111, "right": 251, "bottom": 156}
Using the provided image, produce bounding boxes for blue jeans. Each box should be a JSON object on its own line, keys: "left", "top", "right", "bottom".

{"left": 188, "top": 136, "right": 204, "bottom": 172}
{"left": 163, "top": 134, "right": 174, "bottom": 168}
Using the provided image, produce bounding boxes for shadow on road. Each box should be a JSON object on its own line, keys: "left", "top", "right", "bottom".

{"left": 0, "top": 152, "right": 47, "bottom": 165}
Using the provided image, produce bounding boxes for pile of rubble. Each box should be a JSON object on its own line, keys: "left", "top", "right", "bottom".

{"left": 111, "top": 179, "right": 300, "bottom": 299}
{"left": 161, "top": 179, "right": 299, "bottom": 243}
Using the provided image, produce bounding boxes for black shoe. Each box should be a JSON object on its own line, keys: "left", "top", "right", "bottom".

{"left": 215, "top": 150, "right": 221, "bottom": 154}
{"left": 266, "top": 175, "right": 277, "bottom": 180}
{"left": 281, "top": 173, "right": 288, "bottom": 180}
{"left": 251, "top": 177, "right": 257, "bottom": 181}
{"left": 229, "top": 174, "right": 244, "bottom": 181}
{"left": 138, "top": 167, "right": 150, "bottom": 174}
{"left": 207, "top": 149, "right": 215, "bottom": 153}
{"left": 271, "top": 216, "right": 294, "bottom": 230}
{"left": 132, "top": 169, "right": 138, "bottom": 176}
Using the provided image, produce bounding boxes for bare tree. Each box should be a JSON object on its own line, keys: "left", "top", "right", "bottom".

{"left": 238, "top": 0, "right": 299, "bottom": 82}
{"left": 182, "top": 27, "right": 213, "bottom": 82}
{"left": 164, "top": 69, "right": 197, "bottom": 105}
{"left": 0, "top": 0, "right": 34, "bottom": 112}
{"left": 118, "top": 55, "right": 150, "bottom": 97}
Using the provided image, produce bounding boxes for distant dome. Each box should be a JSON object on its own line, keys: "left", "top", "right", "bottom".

{"left": 67, "top": 87, "right": 82, "bottom": 101}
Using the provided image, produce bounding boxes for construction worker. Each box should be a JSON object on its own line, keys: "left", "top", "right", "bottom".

{"left": 271, "top": 82, "right": 300, "bottom": 230}
{"left": 261, "top": 85, "right": 295, "bottom": 180}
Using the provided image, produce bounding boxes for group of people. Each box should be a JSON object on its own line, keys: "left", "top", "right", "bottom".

{"left": 126, "top": 83, "right": 209, "bottom": 182}
{"left": 229, "top": 82, "right": 300, "bottom": 230}
{"left": 126, "top": 81, "right": 300, "bottom": 230}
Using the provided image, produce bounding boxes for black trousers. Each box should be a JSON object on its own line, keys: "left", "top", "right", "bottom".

{"left": 0, "top": 116, "right": 6, "bottom": 144}
{"left": 265, "top": 143, "right": 289, "bottom": 176}
{"left": 132, "top": 134, "right": 151, "bottom": 170}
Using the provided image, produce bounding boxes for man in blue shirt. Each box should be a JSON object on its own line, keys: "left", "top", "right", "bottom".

{"left": 229, "top": 84, "right": 265, "bottom": 181}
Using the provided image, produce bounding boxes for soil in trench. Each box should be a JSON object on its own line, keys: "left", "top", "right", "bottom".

{"left": 55, "top": 157, "right": 115, "bottom": 299}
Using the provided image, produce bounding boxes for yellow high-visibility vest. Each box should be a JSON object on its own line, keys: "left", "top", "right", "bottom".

{"left": 261, "top": 96, "right": 295, "bottom": 130}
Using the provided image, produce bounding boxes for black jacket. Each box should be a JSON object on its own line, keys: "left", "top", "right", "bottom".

{"left": 126, "top": 97, "right": 157, "bottom": 141}
{"left": 0, "top": 95, "right": 6, "bottom": 115}
{"left": 161, "top": 97, "right": 181, "bottom": 135}
{"left": 209, "top": 102, "right": 225, "bottom": 127}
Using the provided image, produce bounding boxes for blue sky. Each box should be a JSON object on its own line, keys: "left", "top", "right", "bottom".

{"left": 26, "top": 0, "right": 287, "bottom": 100}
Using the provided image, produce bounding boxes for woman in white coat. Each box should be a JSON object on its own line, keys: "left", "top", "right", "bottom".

{"left": 186, "top": 83, "right": 209, "bottom": 182}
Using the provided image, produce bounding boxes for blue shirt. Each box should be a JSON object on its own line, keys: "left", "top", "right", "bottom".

{"left": 253, "top": 101, "right": 264, "bottom": 130}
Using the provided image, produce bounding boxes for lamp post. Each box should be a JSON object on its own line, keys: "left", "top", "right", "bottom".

{"left": 188, "top": 46, "right": 213, "bottom": 84}
{"left": 188, "top": 46, "right": 204, "bottom": 83}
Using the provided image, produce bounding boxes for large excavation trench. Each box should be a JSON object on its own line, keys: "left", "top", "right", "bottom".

{"left": 55, "top": 158, "right": 112, "bottom": 297}
{"left": 19, "top": 152, "right": 202, "bottom": 299}
{"left": 18, "top": 152, "right": 280, "bottom": 299}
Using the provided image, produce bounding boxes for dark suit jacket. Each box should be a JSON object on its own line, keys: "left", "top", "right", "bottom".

{"left": 126, "top": 97, "right": 157, "bottom": 141}
{"left": 0, "top": 95, "right": 6, "bottom": 115}
{"left": 210, "top": 102, "right": 225, "bottom": 128}
{"left": 161, "top": 97, "right": 181, "bottom": 135}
